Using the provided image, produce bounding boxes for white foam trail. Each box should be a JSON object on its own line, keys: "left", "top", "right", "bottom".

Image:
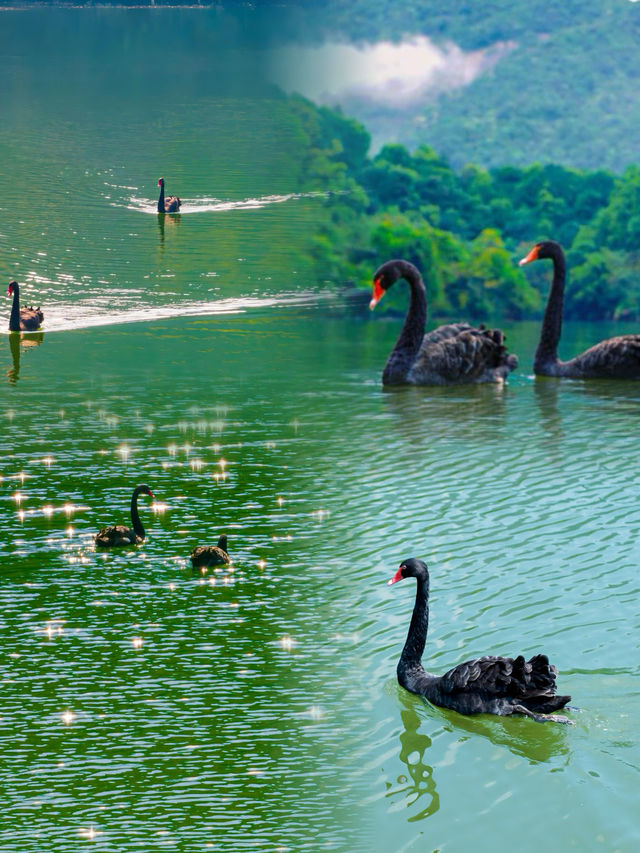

{"left": 120, "top": 191, "right": 328, "bottom": 215}
{"left": 6, "top": 291, "right": 330, "bottom": 333}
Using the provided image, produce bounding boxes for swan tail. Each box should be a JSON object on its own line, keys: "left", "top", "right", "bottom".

{"left": 483, "top": 328, "right": 518, "bottom": 372}
{"left": 509, "top": 653, "right": 566, "bottom": 700}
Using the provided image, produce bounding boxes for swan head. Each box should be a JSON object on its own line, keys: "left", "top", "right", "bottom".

{"left": 388, "top": 558, "right": 429, "bottom": 585}
{"left": 135, "top": 484, "right": 155, "bottom": 500}
{"left": 157, "top": 178, "right": 164, "bottom": 187}
{"left": 370, "top": 259, "right": 421, "bottom": 309}
{"left": 7, "top": 281, "right": 18, "bottom": 297}
{"left": 518, "top": 240, "right": 563, "bottom": 266}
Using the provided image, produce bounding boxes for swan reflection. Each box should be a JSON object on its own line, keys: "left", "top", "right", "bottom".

{"left": 389, "top": 684, "right": 571, "bottom": 824}
{"left": 437, "top": 701, "right": 571, "bottom": 764}
{"left": 157, "top": 211, "right": 182, "bottom": 245}
{"left": 534, "top": 373, "right": 640, "bottom": 444}
{"left": 389, "top": 703, "right": 440, "bottom": 822}
{"left": 401, "top": 686, "right": 570, "bottom": 767}
{"left": 382, "top": 381, "right": 508, "bottom": 446}
{"left": 7, "top": 331, "right": 44, "bottom": 384}
{"left": 533, "top": 376, "right": 564, "bottom": 443}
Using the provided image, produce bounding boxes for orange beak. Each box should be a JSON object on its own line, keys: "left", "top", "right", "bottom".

{"left": 518, "top": 245, "right": 540, "bottom": 266}
{"left": 370, "top": 278, "right": 385, "bottom": 309}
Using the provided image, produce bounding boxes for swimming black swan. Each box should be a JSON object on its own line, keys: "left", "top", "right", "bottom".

{"left": 190, "top": 535, "right": 230, "bottom": 568}
{"left": 370, "top": 260, "right": 518, "bottom": 385}
{"left": 7, "top": 281, "right": 43, "bottom": 332}
{"left": 519, "top": 240, "right": 640, "bottom": 378}
{"left": 389, "top": 558, "right": 572, "bottom": 723}
{"left": 157, "top": 178, "right": 181, "bottom": 213}
{"left": 95, "top": 484, "right": 155, "bottom": 547}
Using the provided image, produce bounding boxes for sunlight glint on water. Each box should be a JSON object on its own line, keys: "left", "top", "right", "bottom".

{"left": 2, "top": 314, "right": 640, "bottom": 852}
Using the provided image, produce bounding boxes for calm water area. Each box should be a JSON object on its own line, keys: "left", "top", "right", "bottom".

{"left": 1, "top": 8, "right": 639, "bottom": 853}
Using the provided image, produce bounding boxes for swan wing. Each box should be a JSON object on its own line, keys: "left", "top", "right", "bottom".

{"left": 190, "top": 545, "right": 229, "bottom": 566}
{"left": 440, "top": 654, "right": 558, "bottom": 698}
{"left": 572, "top": 334, "right": 640, "bottom": 378}
{"left": 420, "top": 323, "right": 476, "bottom": 346}
{"left": 414, "top": 327, "right": 516, "bottom": 382}
{"left": 95, "top": 524, "right": 136, "bottom": 547}
{"left": 19, "top": 307, "right": 43, "bottom": 330}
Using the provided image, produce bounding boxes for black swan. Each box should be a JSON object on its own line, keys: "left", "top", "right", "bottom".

{"left": 7, "top": 281, "right": 43, "bottom": 332}
{"left": 370, "top": 260, "right": 518, "bottom": 385}
{"left": 190, "top": 535, "right": 230, "bottom": 568}
{"left": 389, "top": 558, "right": 572, "bottom": 723}
{"left": 95, "top": 484, "right": 155, "bottom": 547}
{"left": 519, "top": 240, "right": 640, "bottom": 378}
{"left": 157, "top": 178, "right": 181, "bottom": 213}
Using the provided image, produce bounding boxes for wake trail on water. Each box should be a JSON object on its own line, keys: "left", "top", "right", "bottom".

{"left": 121, "top": 190, "right": 329, "bottom": 214}
{"left": 3, "top": 291, "right": 331, "bottom": 333}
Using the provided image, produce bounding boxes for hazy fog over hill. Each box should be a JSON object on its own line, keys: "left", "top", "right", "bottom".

{"left": 273, "top": 0, "right": 640, "bottom": 171}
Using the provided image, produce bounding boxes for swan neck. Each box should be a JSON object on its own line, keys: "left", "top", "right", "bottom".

{"left": 130, "top": 488, "right": 146, "bottom": 539}
{"left": 535, "top": 247, "right": 565, "bottom": 371}
{"left": 383, "top": 264, "right": 427, "bottom": 383}
{"left": 9, "top": 283, "right": 20, "bottom": 332}
{"left": 157, "top": 182, "right": 165, "bottom": 213}
{"left": 399, "top": 574, "right": 430, "bottom": 674}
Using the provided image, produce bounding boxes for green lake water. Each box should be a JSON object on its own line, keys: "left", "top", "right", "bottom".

{"left": 2, "top": 8, "right": 639, "bottom": 853}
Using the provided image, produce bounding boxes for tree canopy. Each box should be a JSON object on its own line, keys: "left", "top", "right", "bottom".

{"left": 290, "top": 96, "right": 640, "bottom": 322}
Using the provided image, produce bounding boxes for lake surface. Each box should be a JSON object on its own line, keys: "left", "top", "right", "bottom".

{"left": 2, "top": 8, "right": 640, "bottom": 853}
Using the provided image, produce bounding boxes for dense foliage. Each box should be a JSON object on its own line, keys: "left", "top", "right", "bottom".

{"left": 290, "top": 96, "right": 640, "bottom": 322}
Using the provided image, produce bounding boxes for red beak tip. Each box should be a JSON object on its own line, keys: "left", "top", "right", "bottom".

{"left": 388, "top": 567, "right": 404, "bottom": 585}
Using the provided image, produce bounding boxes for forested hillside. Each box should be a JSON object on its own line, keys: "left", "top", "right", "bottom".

{"left": 286, "top": 0, "right": 640, "bottom": 173}
{"left": 290, "top": 96, "right": 640, "bottom": 322}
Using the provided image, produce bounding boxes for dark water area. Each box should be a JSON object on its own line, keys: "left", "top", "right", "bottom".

{"left": 2, "top": 7, "right": 640, "bottom": 853}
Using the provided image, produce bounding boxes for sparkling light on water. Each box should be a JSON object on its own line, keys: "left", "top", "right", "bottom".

{"left": 279, "top": 635, "right": 295, "bottom": 651}
{"left": 78, "top": 826, "right": 101, "bottom": 840}
{"left": 116, "top": 444, "right": 131, "bottom": 462}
